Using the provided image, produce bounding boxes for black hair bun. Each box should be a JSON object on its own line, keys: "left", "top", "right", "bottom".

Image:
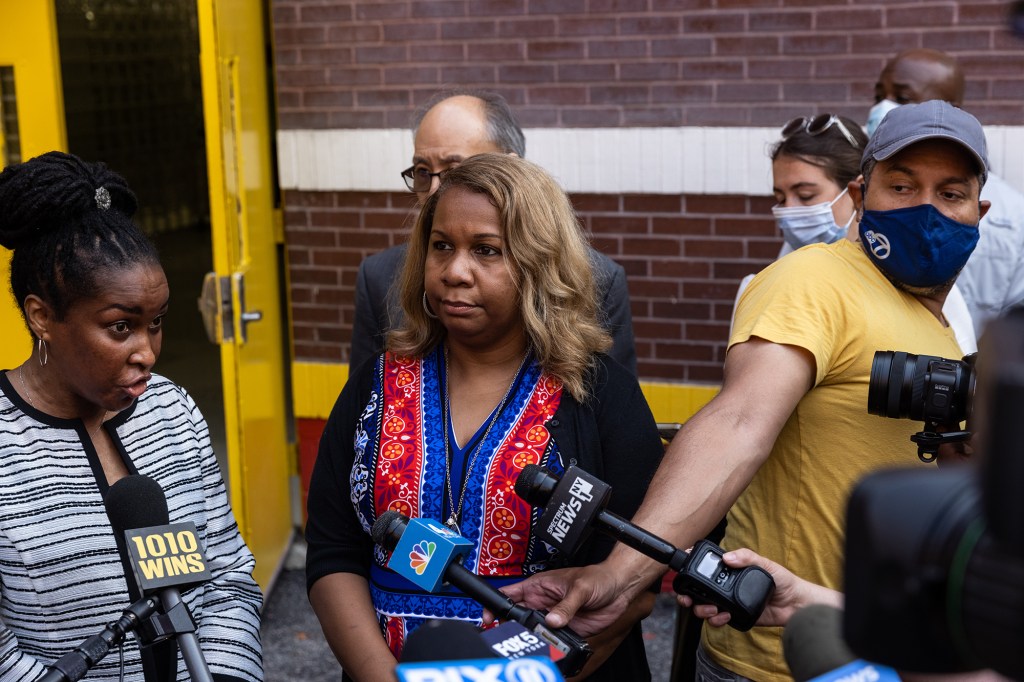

{"left": 0, "top": 151, "right": 138, "bottom": 250}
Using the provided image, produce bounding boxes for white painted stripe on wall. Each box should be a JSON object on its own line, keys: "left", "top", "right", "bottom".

{"left": 277, "top": 126, "right": 1024, "bottom": 196}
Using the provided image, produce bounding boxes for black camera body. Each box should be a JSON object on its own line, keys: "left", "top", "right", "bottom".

{"left": 868, "top": 350, "right": 976, "bottom": 461}
{"left": 671, "top": 540, "right": 775, "bottom": 632}
{"left": 844, "top": 310, "right": 1024, "bottom": 679}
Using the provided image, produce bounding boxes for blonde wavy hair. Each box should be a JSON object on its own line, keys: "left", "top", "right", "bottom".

{"left": 387, "top": 153, "right": 611, "bottom": 401}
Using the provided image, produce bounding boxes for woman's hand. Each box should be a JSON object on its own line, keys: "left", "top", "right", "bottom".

{"left": 677, "top": 548, "right": 843, "bottom": 628}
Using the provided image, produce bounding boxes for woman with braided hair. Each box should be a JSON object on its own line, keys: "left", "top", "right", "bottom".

{"left": 0, "top": 152, "right": 263, "bottom": 681}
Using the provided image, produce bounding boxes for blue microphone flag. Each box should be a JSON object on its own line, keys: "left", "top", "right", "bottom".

{"left": 386, "top": 517, "right": 473, "bottom": 592}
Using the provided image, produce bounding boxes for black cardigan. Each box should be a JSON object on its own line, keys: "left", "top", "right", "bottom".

{"left": 306, "top": 352, "right": 664, "bottom": 681}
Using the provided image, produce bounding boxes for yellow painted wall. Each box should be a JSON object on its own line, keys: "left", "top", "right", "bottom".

{"left": 292, "top": 360, "right": 718, "bottom": 425}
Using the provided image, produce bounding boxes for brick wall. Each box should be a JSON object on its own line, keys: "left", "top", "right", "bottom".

{"left": 273, "top": 0, "right": 1024, "bottom": 128}
{"left": 273, "top": 0, "right": 1024, "bottom": 384}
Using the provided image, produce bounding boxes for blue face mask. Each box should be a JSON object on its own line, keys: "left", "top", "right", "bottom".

{"left": 772, "top": 187, "right": 855, "bottom": 250}
{"left": 858, "top": 203, "right": 980, "bottom": 288}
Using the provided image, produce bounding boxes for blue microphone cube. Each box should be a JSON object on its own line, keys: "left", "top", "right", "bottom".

{"left": 396, "top": 657, "right": 564, "bottom": 682}
{"left": 387, "top": 517, "right": 473, "bottom": 593}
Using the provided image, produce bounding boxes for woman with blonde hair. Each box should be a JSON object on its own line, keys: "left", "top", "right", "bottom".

{"left": 306, "top": 153, "right": 663, "bottom": 681}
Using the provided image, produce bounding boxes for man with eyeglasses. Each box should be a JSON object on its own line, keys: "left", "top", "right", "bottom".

{"left": 499, "top": 101, "right": 988, "bottom": 681}
{"left": 348, "top": 89, "right": 637, "bottom": 373}
{"left": 868, "top": 48, "right": 1024, "bottom": 337}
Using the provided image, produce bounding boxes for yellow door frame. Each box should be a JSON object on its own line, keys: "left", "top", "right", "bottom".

{"left": 0, "top": 3, "right": 67, "bottom": 368}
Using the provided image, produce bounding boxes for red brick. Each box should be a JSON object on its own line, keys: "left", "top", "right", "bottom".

{"left": 441, "top": 65, "right": 500, "bottom": 83}
{"left": 288, "top": 248, "right": 311, "bottom": 267}
{"left": 592, "top": 215, "right": 649, "bottom": 233}
{"left": 571, "top": 195, "right": 620, "bottom": 212}
{"left": 499, "top": 64, "right": 557, "bottom": 83}
{"left": 326, "top": 24, "right": 382, "bottom": 42}
{"left": 624, "top": 195, "right": 682, "bottom": 213}
{"left": 275, "top": 25, "right": 327, "bottom": 45}
{"left": 655, "top": 342, "right": 715, "bottom": 362}
{"left": 303, "top": 89, "right": 354, "bottom": 108}
{"left": 357, "top": 3, "right": 414, "bottom": 20}
{"left": 623, "top": 108, "right": 684, "bottom": 126}
{"left": 530, "top": 0, "right": 587, "bottom": 13}
{"left": 781, "top": 82, "right": 850, "bottom": 102}
{"left": 957, "top": 2, "right": 1014, "bottom": 25}
{"left": 682, "top": 281, "right": 740, "bottom": 300}
{"left": 684, "top": 12, "right": 746, "bottom": 33}
{"left": 684, "top": 239, "right": 744, "bottom": 258}
{"left": 516, "top": 108, "right": 559, "bottom": 126}
{"left": 354, "top": 45, "right": 407, "bottom": 64}
{"left": 718, "top": 82, "right": 781, "bottom": 103}
{"left": 681, "top": 60, "right": 744, "bottom": 80}
{"left": 851, "top": 31, "right": 922, "bottom": 53}
{"left": 556, "top": 62, "right": 617, "bottom": 82}
{"left": 783, "top": 35, "right": 851, "bottom": 56}
{"left": 749, "top": 105, "right": 808, "bottom": 127}
{"left": 652, "top": 301, "right": 711, "bottom": 320}
{"left": 284, "top": 191, "right": 336, "bottom": 208}
{"left": 815, "top": 8, "right": 883, "bottom": 31}
{"left": 629, "top": 279, "right": 681, "bottom": 298}
{"left": 528, "top": 40, "right": 586, "bottom": 60}
{"left": 468, "top": 42, "right": 527, "bottom": 61}
{"left": 383, "top": 22, "right": 440, "bottom": 41}
{"left": 619, "top": 16, "right": 682, "bottom": 35}
{"left": 404, "top": 1, "right": 466, "bottom": 18}
{"left": 287, "top": 228, "right": 339, "bottom": 247}
{"left": 620, "top": 237, "right": 681, "bottom": 257}
{"left": 633, "top": 320, "right": 684, "bottom": 340}
{"left": 651, "top": 37, "right": 714, "bottom": 58}
{"left": 587, "top": 39, "right": 649, "bottom": 59}
{"left": 651, "top": 0, "right": 713, "bottom": 9}
{"left": 715, "top": 217, "right": 776, "bottom": 237}
{"left": 290, "top": 267, "right": 341, "bottom": 286}
{"left": 299, "top": 4, "right": 353, "bottom": 23}
{"left": 530, "top": 86, "right": 588, "bottom": 105}
{"left": 713, "top": 261, "right": 763, "bottom": 280}
{"left": 686, "top": 106, "right": 749, "bottom": 125}
{"left": 814, "top": 57, "right": 884, "bottom": 79}
{"left": 498, "top": 18, "right": 557, "bottom": 38}
{"left": 441, "top": 20, "right": 499, "bottom": 40}
{"left": 328, "top": 67, "right": 382, "bottom": 86}
{"left": 622, "top": 62, "right": 680, "bottom": 81}
{"left": 652, "top": 217, "right": 712, "bottom": 236}
{"left": 715, "top": 35, "right": 779, "bottom": 57}
{"left": 886, "top": 5, "right": 955, "bottom": 28}
{"left": 590, "top": 85, "right": 650, "bottom": 105}
{"left": 686, "top": 195, "right": 749, "bottom": 214}
{"left": 559, "top": 16, "right": 617, "bottom": 36}
{"left": 651, "top": 83, "right": 713, "bottom": 103}
{"left": 685, "top": 322, "right": 730, "bottom": 342}
{"left": 650, "top": 260, "right": 711, "bottom": 279}
{"left": 922, "top": 30, "right": 994, "bottom": 52}
{"left": 561, "top": 107, "right": 621, "bottom": 126}
{"left": 279, "top": 111, "right": 331, "bottom": 128}
{"left": 748, "top": 11, "right": 812, "bottom": 32}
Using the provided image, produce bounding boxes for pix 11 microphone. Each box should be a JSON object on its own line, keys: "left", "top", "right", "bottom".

{"left": 515, "top": 464, "right": 775, "bottom": 632}
{"left": 104, "top": 474, "right": 214, "bottom": 682}
{"left": 782, "top": 605, "right": 899, "bottom": 682}
{"left": 371, "top": 511, "right": 592, "bottom": 676}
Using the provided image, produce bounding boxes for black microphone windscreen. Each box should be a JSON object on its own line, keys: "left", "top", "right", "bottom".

{"left": 782, "top": 604, "right": 855, "bottom": 682}
{"left": 513, "top": 464, "right": 549, "bottom": 504}
{"left": 371, "top": 510, "right": 403, "bottom": 546}
{"left": 400, "top": 619, "right": 499, "bottom": 663}
{"left": 104, "top": 474, "right": 170, "bottom": 535}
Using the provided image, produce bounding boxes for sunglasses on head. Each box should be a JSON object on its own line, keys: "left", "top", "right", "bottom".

{"left": 781, "top": 114, "right": 861, "bottom": 149}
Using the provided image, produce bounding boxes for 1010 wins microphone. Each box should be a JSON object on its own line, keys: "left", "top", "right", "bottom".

{"left": 782, "top": 604, "right": 899, "bottom": 682}
{"left": 104, "top": 474, "right": 214, "bottom": 682}
{"left": 371, "top": 511, "right": 592, "bottom": 676}
{"left": 515, "top": 464, "right": 775, "bottom": 632}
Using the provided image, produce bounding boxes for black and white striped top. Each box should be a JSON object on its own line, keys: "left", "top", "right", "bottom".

{"left": 0, "top": 371, "right": 263, "bottom": 681}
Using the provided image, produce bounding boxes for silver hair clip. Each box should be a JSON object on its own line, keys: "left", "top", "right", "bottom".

{"left": 95, "top": 186, "right": 111, "bottom": 210}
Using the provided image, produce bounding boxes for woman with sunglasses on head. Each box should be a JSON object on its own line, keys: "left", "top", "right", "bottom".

{"left": 0, "top": 152, "right": 263, "bottom": 681}
{"left": 732, "top": 113, "right": 976, "bottom": 352}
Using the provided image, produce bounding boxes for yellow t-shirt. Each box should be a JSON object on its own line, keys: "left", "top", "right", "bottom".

{"left": 703, "top": 240, "right": 964, "bottom": 681}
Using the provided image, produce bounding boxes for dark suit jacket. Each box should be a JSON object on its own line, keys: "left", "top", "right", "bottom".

{"left": 349, "top": 243, "right": 637, "bottom": 375}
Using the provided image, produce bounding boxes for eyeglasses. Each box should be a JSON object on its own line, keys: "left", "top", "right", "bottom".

{"left": 401, "top": 166, "right": 449, "bottom": 193}
{"left": 781, "top": 114, "right": 861, "bottom": 149}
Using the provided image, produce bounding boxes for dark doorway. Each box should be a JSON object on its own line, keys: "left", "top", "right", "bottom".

{"left": 54, "top": 0, "right": 226, "bottom": 470}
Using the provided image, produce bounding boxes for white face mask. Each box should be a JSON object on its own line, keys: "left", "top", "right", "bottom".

{"left": 866, "top": 98, "right": 901, "bottom": 137}
{"left": 772, "top": 186, "right": 856, "bottom": 251}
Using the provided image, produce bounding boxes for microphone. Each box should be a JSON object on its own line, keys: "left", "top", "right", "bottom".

{"left": 104, "top": 474, "right": 214, "bottom": 682}
{"left": 397, "top": 619, "right": 564, "bottom": 682}
{"left": 371, "top": 511, "right": 592, "bottom": 676}
{"left": 515, "top": 464, "right": 774, "bottom": 631}
{"left": 783, "top": 605, "right": 899, "bottom": 682}
{"left": 39, "top": 597, "right": 160, "bottom": 682}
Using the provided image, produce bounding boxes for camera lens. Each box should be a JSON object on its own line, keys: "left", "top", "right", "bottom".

{"left": 869, "top": 351, "right": 974, "bottom": 426}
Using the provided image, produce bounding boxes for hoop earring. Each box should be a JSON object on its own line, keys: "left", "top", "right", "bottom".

{"left": 422, "top": 292, "right": 439, "bottom": 319}
{"left": 37, "top": 339, "right": 48, "bottom": 367}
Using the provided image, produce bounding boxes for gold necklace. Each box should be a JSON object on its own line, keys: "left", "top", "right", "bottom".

{"left": 17, "top": 366, "right": 36, "bottom": 407}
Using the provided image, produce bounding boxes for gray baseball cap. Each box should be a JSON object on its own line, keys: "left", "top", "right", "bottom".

{"left": 862, "top": 99, "right": 989, "bottom": 185}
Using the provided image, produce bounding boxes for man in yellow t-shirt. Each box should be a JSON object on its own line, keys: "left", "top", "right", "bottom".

{"left": 501, "top": 100, "right": 991, "bottom": 681}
